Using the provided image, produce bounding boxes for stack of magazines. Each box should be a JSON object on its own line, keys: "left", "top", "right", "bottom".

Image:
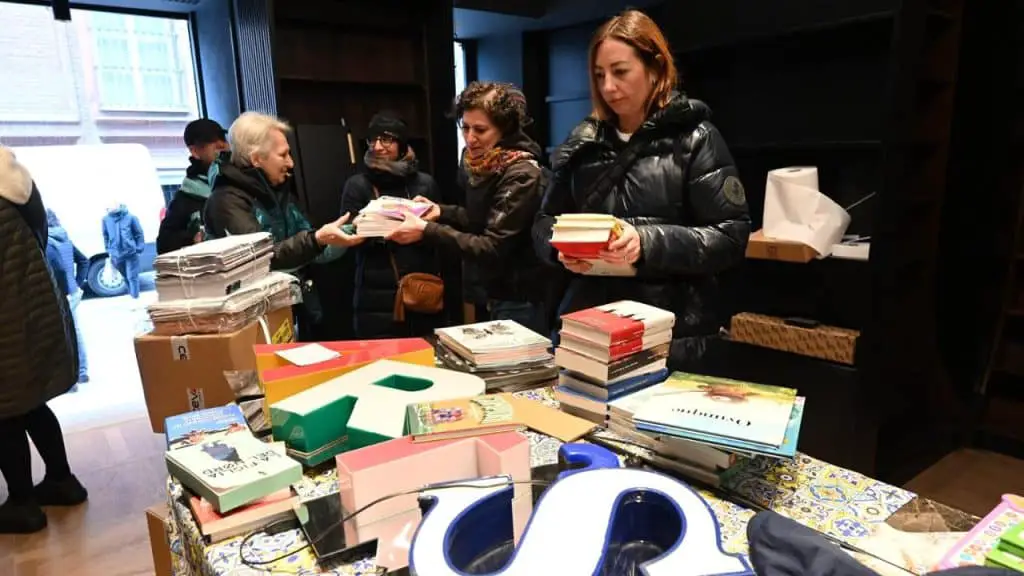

{"left": 147, "top": 233, "right": 301, "bottom": 336}
{"left": 354, "top": 196, "right": 433, "bottom": 237}
{"left": 433, "top": 320, "right": 557, "bottom": 391}
{"left": 153, "top": 233, "right": 274, "bottom": 300}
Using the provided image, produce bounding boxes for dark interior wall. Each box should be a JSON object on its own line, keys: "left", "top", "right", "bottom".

{"left": 476, "top": 33, "right": 523, "bottom": 85}
{"left": 192, "top": 0, "right": 240, "bottom": 124}
{"left": 545, "top": 23, "right": 592, "bottom": 150}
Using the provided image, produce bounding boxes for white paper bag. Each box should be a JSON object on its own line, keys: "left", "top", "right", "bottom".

{"left": 763, "top": 167, "right": 851, "bottom": 257}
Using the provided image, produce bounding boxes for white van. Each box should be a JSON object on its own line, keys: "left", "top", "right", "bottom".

{"left": 13, "top": 143, "right": 165, "bottom": 297}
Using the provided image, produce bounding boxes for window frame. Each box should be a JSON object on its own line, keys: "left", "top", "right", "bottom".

{"left": 88, "top": 10, "right": 192, "bottom": 113}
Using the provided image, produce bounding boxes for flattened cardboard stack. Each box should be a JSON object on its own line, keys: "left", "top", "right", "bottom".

{"left": 137, "top": 233, "right": 299, "bottom": 433}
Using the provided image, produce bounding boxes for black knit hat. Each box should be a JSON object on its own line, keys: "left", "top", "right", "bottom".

{"left": 367, "top": 112, "right": 409, "bottom": 146}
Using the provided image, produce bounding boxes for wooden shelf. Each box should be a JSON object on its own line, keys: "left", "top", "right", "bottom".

{"left": 274, "top": 26, "right": 423, "bottom": 87}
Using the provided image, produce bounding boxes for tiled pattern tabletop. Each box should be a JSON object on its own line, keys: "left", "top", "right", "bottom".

{"left": 163, "top": 389, "right": 935, "bottom": 576}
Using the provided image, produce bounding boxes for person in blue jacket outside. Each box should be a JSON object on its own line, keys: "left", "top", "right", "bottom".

{"left": 45, "top": 209, "right": 89, "bottom": 384}
{"left": 101, "top": 203, "right": 145, "bottom": 299}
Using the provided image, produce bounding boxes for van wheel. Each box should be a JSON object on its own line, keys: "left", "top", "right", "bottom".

{"left": 87, "top": 256, "right": 127, "bottom": 298}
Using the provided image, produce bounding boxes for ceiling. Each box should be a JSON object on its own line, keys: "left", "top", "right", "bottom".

{"left": 28, "top": 0, "right": 661, "bottom": 36}
{"left": 455, "top": 0, "right": 662, "bottom": 39}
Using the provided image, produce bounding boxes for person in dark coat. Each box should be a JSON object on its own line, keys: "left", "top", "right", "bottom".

{"left": 157, "top": 118, "right": 230, "bottom": 254}
{"left": 0, "top": 147, "right": 87, "bottom": 534}
{"left": 341, "top": 112, "right": 443, "bottom": 338}
{"left": 533, "top": 10, "right": 751, "bottom": 372}
{"left": 45, "top": 209, "right": 90, "bottom": 384}
{"left": 388, "top": 81, "right": 551, "bottom": 336}
{"left": 204, "top": 112, "right": 364, "bottom": 337}
{"left": 102, "top": 203, "right": 145, "bottom": 299}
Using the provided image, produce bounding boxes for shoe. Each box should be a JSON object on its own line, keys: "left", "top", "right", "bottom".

{"left": 0, "top": 500, "right": 47, "bottom": 534}
{"left": 33, "top": 474, "right": 88, "bottom": 507}
{"left": 77, "top": 374, "right": 89, "bottom": 384}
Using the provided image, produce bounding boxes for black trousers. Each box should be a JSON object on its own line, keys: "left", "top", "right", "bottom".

{"left": 0, "top": 405, "right": 71, "bottom": 503}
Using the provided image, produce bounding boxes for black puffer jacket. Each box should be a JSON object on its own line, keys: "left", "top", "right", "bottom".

{"left": 341, "top": 162, "right": 441, "bottom": 338}
{"left": 424, "top": 131, "right": 548, "bottom": 303}
{"left": 533, "top": 94, "right": 751, "bottom": 370}
{"left": 0, "top": 155, "right": 77, "bottom": 418}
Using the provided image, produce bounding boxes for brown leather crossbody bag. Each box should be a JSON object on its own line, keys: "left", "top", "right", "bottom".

{"left": 371, "top": 186, "right": 444, "bottom": 321}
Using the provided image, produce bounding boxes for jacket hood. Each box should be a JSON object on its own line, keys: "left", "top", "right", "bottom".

{"left": 213, "top": 160, "right": 280, "bottom": 206}
{"left": 498, "top": 130, "right": 543, "bottom": 160}
{"left": 48, "top": 226, "right": 69, "bottom": 243}
{"left": 551, "top": 93, "right": 711, "bottom": 171}
{"left": 0, "top": 148, "right": 33, "bottom": 205}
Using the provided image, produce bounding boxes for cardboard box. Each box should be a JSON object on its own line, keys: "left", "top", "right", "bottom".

{"left": 745, "top": 229, "right": 818, "bottom": 263}
{"left": 146, "top": 504, "right": 173, "bottom": 576}
{"left": 136, "top": 307, "right": 294, "bottom": 433}
{"left": 729, "top": 312, "right": 859, "bottom": 365}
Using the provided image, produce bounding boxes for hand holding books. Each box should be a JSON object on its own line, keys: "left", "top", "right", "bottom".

{"left": 315, "top": 212, "right": 365, "bottom": 248}
{"left": 411, "top": 195, "right": 441, "bottom": 222}
{"left": 599, "top": 220, "right": 641, "bottom": 265}
{"left": 387, "top": 208, "right": 429, "bottom": 245}
{"left": 551, "top": 214, "right": 639, "bottom": 276}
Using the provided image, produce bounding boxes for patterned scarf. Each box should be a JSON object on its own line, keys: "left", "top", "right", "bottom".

{"left": 462, "top": 147, "right": 532, "bottom": 186}
{"left": 364, "top": 147, "right": 419, "bottom": 178}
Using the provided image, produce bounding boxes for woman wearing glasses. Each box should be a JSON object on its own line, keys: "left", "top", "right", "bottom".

{"left": 340, "top": 112, "right": 443, "bottom": 338}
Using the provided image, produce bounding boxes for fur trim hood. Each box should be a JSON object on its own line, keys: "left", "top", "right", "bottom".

{"left": 0, "top": 147, "right": 32, "bottom": 205}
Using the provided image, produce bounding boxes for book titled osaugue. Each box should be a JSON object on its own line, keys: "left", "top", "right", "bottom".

{"left": 632, "top": 373, "right": 797, "bottom": 448}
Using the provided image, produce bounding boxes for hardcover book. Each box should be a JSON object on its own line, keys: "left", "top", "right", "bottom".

{"left": 406, "top": 394, "right": 524, "bottom": 441}
{"left": 560, "top": 300, "right": 676, "bottom": 346}
{"left": 632, "top": 372, "right": 797, "bottom": 448}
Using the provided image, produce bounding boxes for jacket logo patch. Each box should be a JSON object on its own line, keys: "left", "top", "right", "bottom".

{"left": 723, "top": 176, "right": 746, "bottom": 206}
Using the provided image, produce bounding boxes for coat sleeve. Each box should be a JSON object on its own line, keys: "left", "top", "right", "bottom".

{"left": 532, "top": 164, "right": 576, "bottom": 267}
{"left": 205, "top": 189, "right": 325, "bottom": 271}
{"left": 634, "top": 122, "right": 751, "bottom": 276}
{"left": 131, "top": 216, "right": 145, "bottom": 253}
{"left": 436, "top": 203, "right": 471, "bottom": 229}
{"left": 423, "top": 162, "right": 542, "bottom": 266}
{"left": 156, "top": 195, "right": 194, "bottom": 255}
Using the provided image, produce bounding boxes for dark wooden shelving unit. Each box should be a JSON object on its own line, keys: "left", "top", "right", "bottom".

{"left": 645, "top": 0, "right": 967, "bottom": 481}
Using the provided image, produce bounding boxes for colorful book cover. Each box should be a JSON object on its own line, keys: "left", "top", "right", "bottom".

{"left": 631, "top": 372, "right": 797, "bottom": 447}
{"left": 1001, "top": 521, "right": 1024, "bottom": 558}
{"left": 165, "top": 404, "right": 249, "bottom": 451}
{"left": 406, "top": 395, "right": 524, "bottom": 440}
{"left": 165, "top": 434, "right": 302, "bottom": 512}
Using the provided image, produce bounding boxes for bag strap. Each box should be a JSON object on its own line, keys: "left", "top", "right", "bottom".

{"left": 372, "top": 185, "right": 403, "bottom": 284}
{"left": 581, "top": 137, "right": 651, "bottom": 211}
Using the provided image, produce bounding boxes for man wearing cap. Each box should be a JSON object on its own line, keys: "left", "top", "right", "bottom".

{"left": 156, "top": 118, "right": 230, "bottom": 254}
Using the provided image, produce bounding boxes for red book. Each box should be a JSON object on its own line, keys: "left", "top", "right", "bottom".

{"left": 560, "top": 301, "right": 675, "bottom": 347}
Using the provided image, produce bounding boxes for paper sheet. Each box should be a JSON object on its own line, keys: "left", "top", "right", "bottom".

{"left": 275, "top": 343, "right": 342, "bottom": 367}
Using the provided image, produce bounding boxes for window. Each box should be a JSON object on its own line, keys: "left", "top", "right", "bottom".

{"left": 454, "top": 40, "right": 467, "bottom": 163}
{"left": 90, "top": 12, "right": 191, "bottom": 112}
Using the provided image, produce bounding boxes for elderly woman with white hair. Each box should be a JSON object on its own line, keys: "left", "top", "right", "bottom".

{"left": 205, "top": 111, "right": 363, "bottom": 270}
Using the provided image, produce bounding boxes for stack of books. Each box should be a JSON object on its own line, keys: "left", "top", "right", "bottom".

{"left": 552, "top": 300, "right": 673, "bottom": 414}
{"left": 164, "top": 405, "right": 302, "bottom": 542}
{"left": 355, "top": 196, "right": 433, "bottom": 237}
{"left": 550, "top": 213, "right": 635, "bottom": 276}
{"left": 434, "top": 320, "right": 556, "bottom": 390}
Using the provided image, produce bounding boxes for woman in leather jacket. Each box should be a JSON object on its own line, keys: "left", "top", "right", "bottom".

{"left": 533, "top": 10, "right": 751, "bottom": 370}
{"left": 388, "top": 81, "right": 550, "bottom": 335}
